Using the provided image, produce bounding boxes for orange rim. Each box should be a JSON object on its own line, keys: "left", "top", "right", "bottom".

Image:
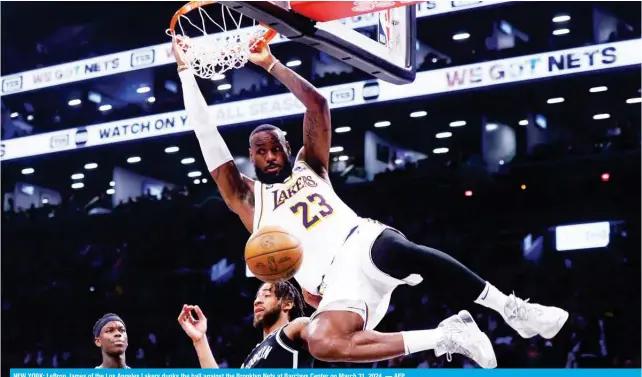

{"left": 169, "top": 1, "right": 278, "bottom": 48}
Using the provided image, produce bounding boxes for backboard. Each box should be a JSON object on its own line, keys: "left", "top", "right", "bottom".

{"left": 225, "top": 1, "right": 419, "bottom": 85}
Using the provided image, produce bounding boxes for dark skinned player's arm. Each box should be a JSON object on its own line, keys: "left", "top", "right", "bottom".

{"left": 262, "top": 58, "right": 332, "bottom": 179}
{"left": 283, "top": 317, "right": 311, "bottom": 347}
{"left": 178, "top": 66, "right": 255, "bottom": 232}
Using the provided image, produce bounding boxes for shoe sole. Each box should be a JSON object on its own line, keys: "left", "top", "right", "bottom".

{"left": 540, "top": 309, "right": 569, "bottom": 339}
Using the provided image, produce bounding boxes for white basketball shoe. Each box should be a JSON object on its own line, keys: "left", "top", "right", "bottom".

{"left": 434, "top": 310, "right": 497, "bottom": 369}
{"left": 503, "top": 293, "right": 569, "bottom": 339}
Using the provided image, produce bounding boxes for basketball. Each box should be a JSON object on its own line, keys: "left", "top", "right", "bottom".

{"left": 245, "top": 226, "right": 303, "bottom": 283}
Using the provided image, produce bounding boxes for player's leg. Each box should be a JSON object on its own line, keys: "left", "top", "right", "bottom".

{"left": 306, "top": 304, "right": 496, "bottom": 368}
{"left": 370, "top": 228, "right": 569, "bottom": 339}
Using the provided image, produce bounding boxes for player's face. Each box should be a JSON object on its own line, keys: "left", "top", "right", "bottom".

{"left": 253, "top": 283, "right": 283, "bottom": 328}
{"left": 95, "top": 321, "right": 128, "bottom": 355}
{"left": 249, "top": 131, "right": 293, "bottom": 184}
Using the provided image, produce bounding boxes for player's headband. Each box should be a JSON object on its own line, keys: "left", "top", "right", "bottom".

{"left": 93, "top": 314, "right": 125, "bottom": 338}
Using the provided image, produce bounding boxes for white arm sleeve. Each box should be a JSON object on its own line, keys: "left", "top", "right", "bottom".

{"left": 179, "top": 70, "right": 233, "bottom": 172}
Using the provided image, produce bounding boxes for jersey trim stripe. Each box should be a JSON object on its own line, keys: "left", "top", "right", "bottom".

{"left": 255, "top": 182, "right": 264, "bottom": 230}
{"left": 275, "top": 327, "right": 299, "bottom": 368}
{"left": 297, "top": 160, "right": 332, "bottom": 186}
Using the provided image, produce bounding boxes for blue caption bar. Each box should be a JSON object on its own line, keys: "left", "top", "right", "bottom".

{"left": 8, "top": 369, "right": 642, "bottom": 377}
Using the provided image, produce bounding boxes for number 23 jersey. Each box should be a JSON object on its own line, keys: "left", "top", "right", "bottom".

{"left": 252, "top": 160, "right": 360, "bottom": 295}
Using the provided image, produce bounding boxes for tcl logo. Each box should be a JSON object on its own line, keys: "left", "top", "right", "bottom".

{"left": 131, "top": 50, "right": 156, "bottom": 68}
{"left": 330, "top": 88, "right": 355, "bottom": 104}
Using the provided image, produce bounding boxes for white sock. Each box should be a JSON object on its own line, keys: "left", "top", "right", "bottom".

{"left": 401, "top": 328, "right": 444, "bottom": 355}
{"left": 474, "top": 282, "right": 509, "bottom": 316}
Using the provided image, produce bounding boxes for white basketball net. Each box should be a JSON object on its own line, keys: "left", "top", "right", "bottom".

{"left": 167, "top": 5, "right": 269, "bottom": 79}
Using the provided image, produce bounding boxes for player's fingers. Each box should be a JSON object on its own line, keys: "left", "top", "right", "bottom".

{"left": 194, "top": 305, "right": 206, "bottom": 320}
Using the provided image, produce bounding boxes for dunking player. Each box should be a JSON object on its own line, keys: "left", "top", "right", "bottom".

{"left": 93, "top": 313, "right": 131, "bottom": 369}
{"left": 178, "top": 282, "right": 314, "bottom": 368}
{"left": 176, "top": 35, "right": 567, "bottom": 367}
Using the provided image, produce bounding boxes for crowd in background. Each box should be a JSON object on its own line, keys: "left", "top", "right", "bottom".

{"left": 2, "top": 151, "right": 640, "bottom": 372}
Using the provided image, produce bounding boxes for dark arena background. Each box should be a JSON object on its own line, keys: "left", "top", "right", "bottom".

{"left": 1, "top": 0, "right": 641, "bottom": 372}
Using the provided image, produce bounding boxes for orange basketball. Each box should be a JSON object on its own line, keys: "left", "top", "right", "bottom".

{"left": 245, "top": 225, "right": 303, "bottom": 283}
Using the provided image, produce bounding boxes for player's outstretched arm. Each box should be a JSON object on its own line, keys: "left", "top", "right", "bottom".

{"left": 174, "top": 41, "right": 255, "bottom": 231}
{"left": 249, "top": 44, "right": 331, "bottom": 179}
{"left": 178, "top": 305, "right": 220, "bottom": 369}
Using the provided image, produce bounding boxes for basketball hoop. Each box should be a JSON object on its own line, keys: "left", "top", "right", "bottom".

{"left": 167, "top": 1, "right": 277, "bottom": 79}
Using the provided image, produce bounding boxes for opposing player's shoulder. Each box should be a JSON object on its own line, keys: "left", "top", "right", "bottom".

{"left": 283, "top": 317, "right": 310, "bottom": 341}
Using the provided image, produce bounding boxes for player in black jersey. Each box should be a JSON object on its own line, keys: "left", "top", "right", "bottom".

{"left": 178, "top": 281, "right": 314, "bottom": 368}
{"left": 93, "top": 313, "right": 131, "bottom": 369}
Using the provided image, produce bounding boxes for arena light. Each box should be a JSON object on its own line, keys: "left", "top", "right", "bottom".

{"left": 519, "top": 120, "right": 529, "bottom": 126}
{"left": 553, "top": 29, "right": 570, "bottom": 36}
{"left": 188, "top": 171, "right": 202, "bottom": 178}
{"left": 436, "top": 132, "right": 452, "bottom": 139}
{"left": 589, "top": 86, "right": 608, "bottom": 93}
{"left": 99, "top": 104, "right": 112, "bottom": 112}
{"left": 601, "top": 173, "right": 610, "bottom": 182}
{"left": 593, "top": 113, "right": 610, "bottom": 120}
{"left": 449, "top": 120, "right": 466, "bottom": 127}
{"left": 68, "top": 99, "right": 82, "bottom": 106}
{"left": 217, "top": 84, "right": 232, "bottom": 91}
{"left": 194, "top": 179, "right": 201, "bottom": 184}
{"left": 136, "top": 86, "right": 151, "bottom": 94}
{"left": 110, "top": 181, "right": 115, "bottom": 187}
{"left": 547, "top": 97, "right": 565, "bottom": 104}
{"left": 453, "top": 32, "right": 470, "bottom": 41}
{"left": 84, "top": 162, "right": 98, "bottom": 170}
{"left": 521, "top": 184, "right": 527, "bottom": 190}
{"left": 410, "top": 111, "right": 427, "bottom": 118}
{"left": 465, "top": 190, "right": 473, "bottom": 197}
{"left": 286, "top": 60, "right": 302, "bottom": 67}
{"left": 106, "top": 188, "right": 115, "bottom": 195}
{"left": 485, "top": 123, "right": 498, "bottom": 131}
{"left": 88, "top": 92, "right": 102, "bottom": 104}
{"left": 201, "top": 178, "right": 207, "bottom": 183}
{"left": 181, "top": 157, "right": 196, "bottom": 165}
{"left": 552, "top": 15, "right": 571, "bottom": 23}
{"left": 42, "top": 198, "right": 49, "bottom": 204}
{"left": 211, "top": 74, "right": 225, "bottom": 81}
{"left": 127, "top": 156, "right": 141, "bottom": 164}
{"left": 22, "top": 167, "right": 34, "bottom": 175}
{"left": 374, "top": 121, "right": 391, "bottom": 128}
{"left": 165, "top": 146, "right": 180, "bottom": 153}
{"left": 71, "top": 173, "right": 84, "bottom": 180}
{"left": 433, "top": 147, "right": 449, "bottom": 154}
{"left": 71, "top": 182, "right": 84, "bottom": 189}
{"left": 27, "top": 115, "right": 34, "bottom": 121}
{"left": 147, "top": 97, "right": 156, "bottom": 103}
{"left": 10, "top": 112, "right": 18, "bottom": 118}
{"left": 329, "top": 146, "right": 344, "bottom": 153}
{"left": 338, "top": 155, "right": 349, "bottom": 162}
{"left": 335, "top": 126, "right": 351, "bottom": 133}
{"left": 626, "top": 97, "right": 641, "bottom": 104}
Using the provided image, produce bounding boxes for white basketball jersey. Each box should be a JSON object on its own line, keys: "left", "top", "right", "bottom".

{"left": 252, "top": 160, "right": 361, "bottom": 295}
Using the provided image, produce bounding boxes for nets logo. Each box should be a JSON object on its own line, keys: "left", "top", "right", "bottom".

{"left": 75, "top": 128, "right": 88, "bottom": 147}
{"left": 330, "top": 88, "right": 355, "bottom": 104}
{"left": 2, "top": 76, "right": 23, "bottom": 93}
{"left": 362, "top": 81, "right": 380, "bottom": 100}
{"left": 131, "top": 49, "right": 156, "bottom": 68}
